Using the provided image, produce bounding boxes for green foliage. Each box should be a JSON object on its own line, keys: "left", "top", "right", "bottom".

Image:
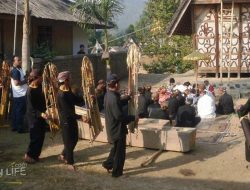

{"left": 31, "top": 42, "right": 55, "bottom": 62}
{"left": 125, "top": 24, "right": 136, "bottom": 40}
{"left": 136, "top": 0, "right": 193, "bottom": 74}
{"left": 71, "top": 0, "right": 124, "bottom": 51}
{"left": 87, "top": 23, "right": 137, "bottom": 50}
{"left": 88, "top": 30, "right": 105, "bottom": 51}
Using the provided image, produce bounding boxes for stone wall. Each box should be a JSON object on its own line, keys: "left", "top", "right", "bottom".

{"left": 109, "top": 52, "right": 128, "bottom": 79}
{"left": 31, "top": 52, "right": 128, "bottom": 87}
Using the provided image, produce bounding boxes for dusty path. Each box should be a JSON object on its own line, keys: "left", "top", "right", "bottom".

{"left": 0, "top": 113, "right": 250, "bottom": 190}
{"left": 1, "top": 71, "right": 250, "bottom": 190}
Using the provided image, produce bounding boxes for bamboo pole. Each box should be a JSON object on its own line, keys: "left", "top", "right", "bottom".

{"left": 220, "top": 0, "right": 223, "bottom": 83}
{"left": 141, "top": 150, "right": 163, "bottom": 167}
{"left": 22, "top": 0, "right": 30, "bottom": 74}
{"left": 13, "top": 0, "right": 18, "bottom": 56}
{"left": 228, "top": 0, "right": 235, "bottom": 82}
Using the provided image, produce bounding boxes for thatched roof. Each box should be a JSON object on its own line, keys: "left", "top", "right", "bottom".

{"left": 0, "top": 0, "right": 112, "bottom": 29}
{"left": 166, "top": 0, "right": 192, "bottom": 37}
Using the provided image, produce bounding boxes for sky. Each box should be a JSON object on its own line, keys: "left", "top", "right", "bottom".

{"left": 115, "top": 0, "right": 147, "bottom": 32}
{"left": 69, "top": 0, "right": 148, "bottom": 33}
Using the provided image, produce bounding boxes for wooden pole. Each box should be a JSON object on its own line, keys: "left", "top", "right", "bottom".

{"left": 220, "top": 0, "right": 223, "bottom": 83}
{"left": 22, "top": 0, "right": 30, "bottom": 74}
{"left": 196, "top": 61, "right": 198, "bottom": 86}
{"left": 141, "top": 150, "right": 163, "bottom": 167}
{"left": 228, "top": 0, "right": 234, "bottom": 82}
{"left": 13, "top": 0, "right": 18, "bottom": 56}
{"left": 215, "top": 4, "right": 220, "bottom": 78}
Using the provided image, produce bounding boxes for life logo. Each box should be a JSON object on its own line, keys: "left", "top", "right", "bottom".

{"left": 0, "top": 162, "right": 27, "bottom": 177}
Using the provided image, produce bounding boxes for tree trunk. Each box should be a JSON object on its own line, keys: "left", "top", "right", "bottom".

{"left": 22, "top": 0, "right": 30, "bottom": 74}
{"left": 104, "top": 27, "right": 108, "bottom": 52}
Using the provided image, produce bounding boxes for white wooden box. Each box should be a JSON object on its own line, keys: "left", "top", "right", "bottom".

{"left": 75, "top": 106, "right": 196, "bottom": 152}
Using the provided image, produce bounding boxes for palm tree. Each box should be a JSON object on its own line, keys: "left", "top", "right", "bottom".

{"left": 72, "top": 0, "right": 124, "bottom": 53}
{"left": 22, "top": 0, "right": 30, "bottom": 73}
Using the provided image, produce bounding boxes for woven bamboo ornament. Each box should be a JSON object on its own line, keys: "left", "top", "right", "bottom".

{"left": 81, "top": 56, "right": 103, "bottom": 142}
{"left": 42, "top": 63, "right": 60, "bottom": 137}
{"left": 0, "top": 60, "right": 11, "bottom": 123}
{"left": 127, "top": 42, "right": 141, "bottom": 133}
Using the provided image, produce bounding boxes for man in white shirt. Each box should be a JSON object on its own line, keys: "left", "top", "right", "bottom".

{"left": 11, "top": 56, "right": 28, "bottom": 133}
{"left": 197, "top": 84, "right": 216, "bottom": 119}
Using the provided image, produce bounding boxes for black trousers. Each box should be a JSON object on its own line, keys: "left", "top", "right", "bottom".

{"left": 12, "top": 96, "right": 26, "bottom": 132}
{"left": 61, "top": 121, "right": 78, "bottom": 165}
{"left": 27, "top": 121, "right": 46, "bottom": 160}
{"left": 103, "top": 135, "right": 126, "bottom": 177}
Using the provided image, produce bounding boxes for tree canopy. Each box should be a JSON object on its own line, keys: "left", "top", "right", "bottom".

{"left": 71, "top": 0, "right": 124, "bottom": 51}
{"left": 135, "top": 0, "right": 193, "bottom": 74}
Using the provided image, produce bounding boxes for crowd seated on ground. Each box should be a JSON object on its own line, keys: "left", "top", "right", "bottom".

{"left": 96, "top": 79, "right": 106, "bottom": 112}
{"left": 237, "top": 98, "right": 250, "bottom": 118}
{"left": 197, "top": 84, "right": 216, "bottom": 119}
{"left": 204, "top": 80, "right": 215, "bottom": 96}
{"left": 176, "top": 98, "right": 201, "bottom": 127}
{"left": 147, "top": 92, "right": 169, "bottom": 120}
{"left": 137, "top": 87, "right": 149, "bottom": 118}
{"left": 216, "top": 87, "right": 235, "bottom": 115}
{"left": 94, "top": 78, "right": 236, "bottom": 128}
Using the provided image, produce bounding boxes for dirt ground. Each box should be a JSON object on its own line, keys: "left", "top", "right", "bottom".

{"left": 1, "top": 70, "right": 250, "bottom": 190}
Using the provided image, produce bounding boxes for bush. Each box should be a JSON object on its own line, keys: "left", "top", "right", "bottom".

{"left": 143, "top": 56, "right": 193, "bottom": 74}
{"left": 31, "top": 42, "right": 55, "bottom": 62}
{"left": 143, "top": 60, "right": 174, "bottom": 74}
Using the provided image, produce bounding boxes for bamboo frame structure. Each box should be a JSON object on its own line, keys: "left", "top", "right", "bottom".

{"left": 42, "top": 63, "right": 60, "bottom": 137}
{"left": 81, "top": 56, "right": 103, "bottom": 142}
{"left": 127, "top": 42, "right": 141, "bottom": 133}
{"left": 0, "top": 60, "right": 11, "bottom": 123}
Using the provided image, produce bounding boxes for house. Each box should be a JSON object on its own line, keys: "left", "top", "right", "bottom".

{"left": 0, "top": 0, "right": 110, "bottom": 59}
{"left": 167, "top": 0, "right": 250, "bottom": 78}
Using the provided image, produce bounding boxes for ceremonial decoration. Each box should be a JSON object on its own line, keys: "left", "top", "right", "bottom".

{"left": 81, "top": 56, "right": 103, "bottom": 141}
{"left": 42, "top": 63, "right": 60, "bottom": 136}
{"left": 0, "top": 60, "right": 11, "bottom": 123}
{"left": 183, "top": 50, "right": 211, "bottom": 85}
{"left": 127, "top": 41, "right": 141, "bottom": 133}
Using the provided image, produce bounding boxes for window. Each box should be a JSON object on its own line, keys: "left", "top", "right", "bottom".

{"left": 37, "top": 26, "right": 52, "bottom": 49}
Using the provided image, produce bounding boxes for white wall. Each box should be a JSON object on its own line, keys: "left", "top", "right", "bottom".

{"left": 72, "top": 25, "right": 88, "bottom": 55}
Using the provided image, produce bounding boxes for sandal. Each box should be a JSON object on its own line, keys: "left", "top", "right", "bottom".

{"left": 68, "top": 164, "right": 77, "bottom": 171}
{"left": 23, "top": 154, "right": 36, "bottom": 164}
{"left": 58, "top": 155, "right": 68, "bottom": 164}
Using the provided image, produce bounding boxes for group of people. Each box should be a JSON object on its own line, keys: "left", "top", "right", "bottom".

{"left": 6, "top": 56, "right": 239, "bottom": 178}
{"left": 7, "top": 56, "right": 82, "bottom": 170}
{"left": 95, "top": 77, "right": 236, "bottom": 129}
{"left": 92, "top": 76, "right": 238, "bottom": 177}
{"left": 9, "top": 56, "right": 136, "bottom": 177}
{"left": 134, "top": 78, "right": 235, "bottom": 127}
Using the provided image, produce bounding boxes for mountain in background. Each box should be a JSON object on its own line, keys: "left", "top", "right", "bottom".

{"left": 115, "top": 0, "right": 147, "bottom": 33}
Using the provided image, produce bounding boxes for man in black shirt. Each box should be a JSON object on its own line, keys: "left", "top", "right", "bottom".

{"left": 57, "top": 71, "right": 84, "bottom": 170}
{"left": 137, "top": 87, "right": 148, "bottom": 118}
{"left": 77, "top": 44, "right": 86, "bottom": 54}
{"left": 102, "top": 74, "right": 136, "bottom": 178}
{"left": 96, "top": 79, "right": 106, "bottom": 112}
{"left": 144, "top": 85, "right": 152, "bottom": 105}
{"left": 148, "top": 92, "right": 168, "bottom": 120}
{"left": 168, "top": 90, "right": 180, "bottom": 125}
{"left": 216, "top": 87, "right": 235, "bottom": 115}
{"left": 237, "top": 98, "right": 250, "bottom": 118}
{"left": 24, "top": 69, "right": 48, "bottom": 163}
{"left": 176, "top": 98, "right": 200, "bottom": 127}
